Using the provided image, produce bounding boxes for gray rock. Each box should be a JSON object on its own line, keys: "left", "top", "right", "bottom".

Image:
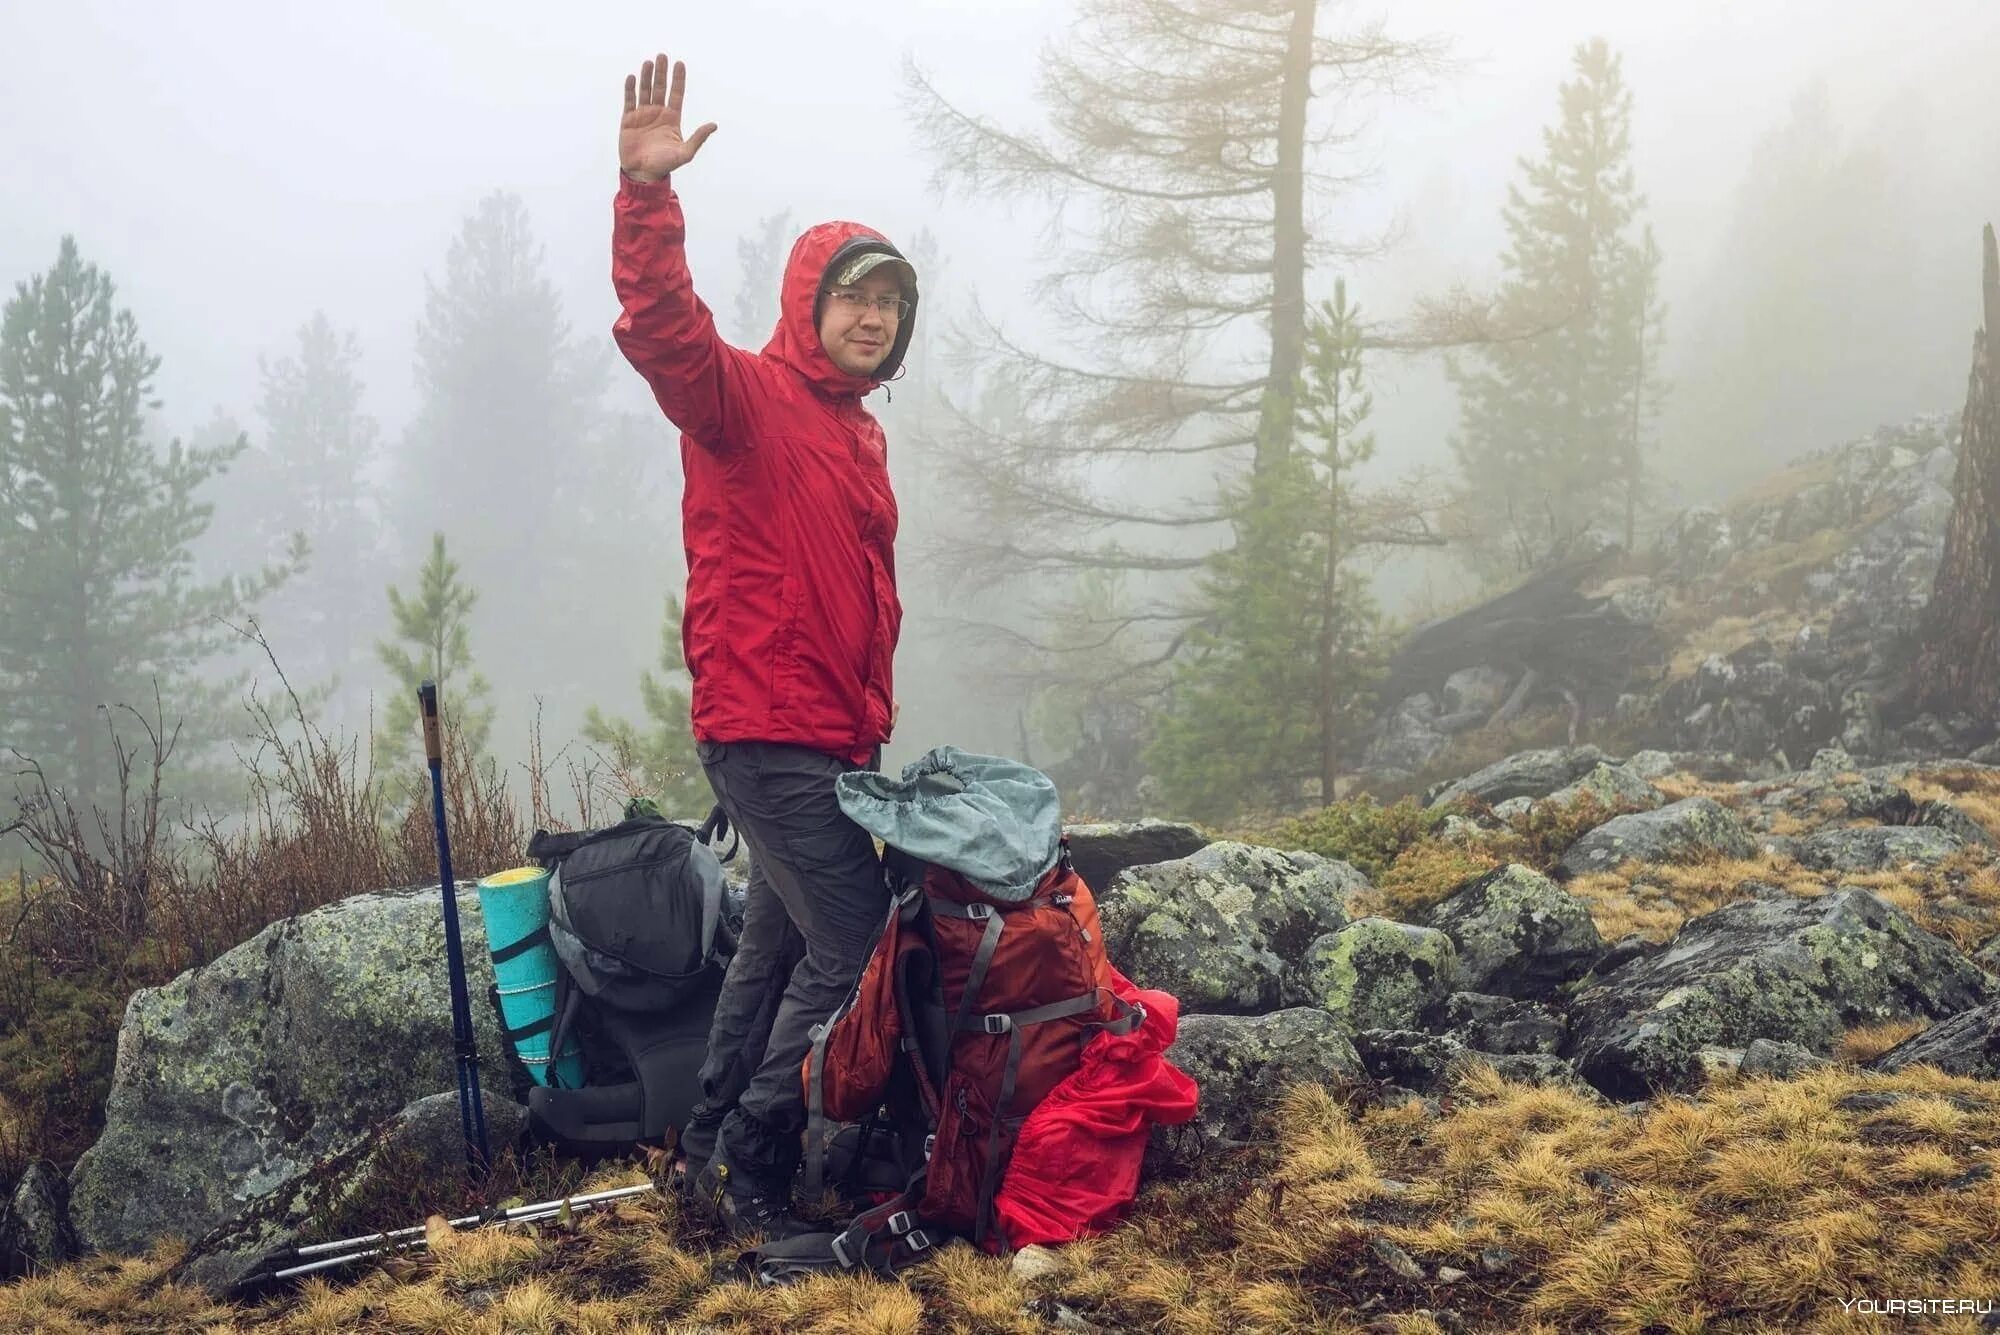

{"left": 1621, "top": 750, "right": 1679, "bottom": 781}
{"left": 1061, "top": 820, "right": 1212, "bottom": 895}
{"left": 1543, "top": 762, "right": 1665, "bottom": 814}
{"left": 1097, "top": 842, "right": 1362, "bottom": 1013}
{"left": 1474, "top": 1052, "right": 1597, "bottom": 1093}
{"left": 1369, "top": 1235, "right": 1425, "bottom": 1280}
{"left": 1353, "top": 1029, "right": 1466, "bottom": 1093}
{"left": 1, "top": 1161, "right": 79, "bottom": 1277}
{"left": 1694, "top": 1045, "right": 1746, "bottom": 1080}
{"left": 1659, "top": 506, "right": 1734, "bottom": 579}
{"left": 1586, "top": 933, "right": 1666, "bottom": 980}
{"left": 1424, "top": 865, "right": 1603, "bottom": 999}
{"left": 1868, "top": 1003, "right": 2000, "bottom": 1080}
{"left": 1566, "top": 887, "right": 1996, "bottom": 1099}
{"left": 1426, "top": 746, "right": 1612, "bottom": 810}
{"left": 1793, "top": 825, "right": 1966, "bottom": 873}
{"left": 1738, "top": 1038, "right": 1833, "bottom": 1079}
{"left": 1442, "top": 666, "right": 1513, "bottom": 717}
{"left": 169, "top": 1088, "right": 527, "bottom": 1295}
{"left": 1366, "top": 693, "right": 1453, "bottom": 774}
{"left": 1296, "top": 918, "right": 1459, "bottom": 1030}
{"left": 1914, "top": 801, "right": 1999, "bottom": 851}
{"left": 1440, "top": 992, "right": 1568, "bottom": 1055}
{"left": 1436, "top": 815, "right": 1488, "bottom": 845}
{"left": 1557, "top": 797, "right": 1759, "bottom": 878}
{"left": 68, "top": 883, "right": 517, "bottom": 1257}
{"left": 1492, "top": 796, "right": 1534, "bottom": 821}
{"left": 1153, "top": 1009, "right": 1363, "bottom": 1159}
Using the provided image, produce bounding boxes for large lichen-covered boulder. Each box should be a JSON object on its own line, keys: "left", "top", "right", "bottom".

{"left": 1096, "top": 842, "right": 1362, "bottom": 1013}
{"left": 1556, "top": 797, "right": 1759, "bottom": 878}
{"left": 1424, "top": 746, "right": 1612, "bottom": 810}
{"left": 1151, "top": 1009, "right": 1363, "bottom": 1161}
{"left": 1792, "top": 824, "right": 1967, "bottom": 873}
{"left": 68, "top": 883, "right": 515, "bottom": 1257}
{"left": 168, "top": 1087, "right": 526, "bottom": 1296}
{"left": 1565, "top": 887, "right": 1997, "bottom": 1100}
{"left": 1867, "top": 1002, "right": 2000, "bottom": 1080}
{"left": 1424, "top": 864, "right": 1603, "bottom": 999}
{"left": 1062, "top": 820, "right": 1211, "bottom": 896}
{"left": 1294, "top": 918, "right": 1458, "bottom": 1031}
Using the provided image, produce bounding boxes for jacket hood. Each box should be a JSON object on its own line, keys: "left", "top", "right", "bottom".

{"left": 763, "top": 221, "right": 919, "bottom": 397}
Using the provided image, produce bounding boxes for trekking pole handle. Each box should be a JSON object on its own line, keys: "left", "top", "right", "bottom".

{"left": 419, "top": 680, "right": 443, "bottom": 765}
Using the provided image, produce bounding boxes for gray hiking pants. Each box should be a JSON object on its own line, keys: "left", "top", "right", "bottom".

{"left": 694, "top": 740, "right": 886, "bottom": 1148}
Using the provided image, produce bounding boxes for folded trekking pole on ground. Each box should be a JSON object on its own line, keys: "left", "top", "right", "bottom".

{"left": 420, "top": 679, "right": 491, "bottom": 1177}
{"left": 236, "top": 1183, "right": 660, "bottom": 1289}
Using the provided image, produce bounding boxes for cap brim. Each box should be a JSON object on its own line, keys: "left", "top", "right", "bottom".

{"left": 832, "top": 252, "right": 915, "bottom": 289}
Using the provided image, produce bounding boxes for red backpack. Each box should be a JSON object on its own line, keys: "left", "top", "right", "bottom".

{"left": 798, "top": 841, "right": 1142, "bottom": 1270}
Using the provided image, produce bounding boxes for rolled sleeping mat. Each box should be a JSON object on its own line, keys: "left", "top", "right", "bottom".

{"left": 475, "top": 866, "right": 585, "bottom": 1088}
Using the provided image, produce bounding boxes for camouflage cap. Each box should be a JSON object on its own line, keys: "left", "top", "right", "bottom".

{"left": 830, "top": 250, "right": 915, "bottom": 290}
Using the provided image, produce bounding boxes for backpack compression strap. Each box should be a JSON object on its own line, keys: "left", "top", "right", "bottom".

{"left": 928, "top": 899, "right": 1007, "bottom": 1035}
{"left": 954, "top": 989, "right": 1148, "bottom": 1245}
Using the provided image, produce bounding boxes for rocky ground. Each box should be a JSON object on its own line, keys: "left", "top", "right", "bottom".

{"left": 10, "top": 746, "right": 2000, "bottom": 1329}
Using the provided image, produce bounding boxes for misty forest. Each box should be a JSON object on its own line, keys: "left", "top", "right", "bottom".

{"left": 5, "top": 0, "right": 2000, "bottom": 1329}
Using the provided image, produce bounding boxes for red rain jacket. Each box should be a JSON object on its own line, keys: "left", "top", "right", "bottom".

{"left": 611, "top": 174, "right": 907, "bottom": 765}
{"left": 993, "top": 964, "right": 1199, "bottom": 1248}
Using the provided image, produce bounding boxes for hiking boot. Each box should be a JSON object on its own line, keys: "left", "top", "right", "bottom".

{"left": 673, "top": 1100, "right": 728, "bottom": 1192}
{"left": 692, "top": 1159, "right": 813, "bottom": 1242}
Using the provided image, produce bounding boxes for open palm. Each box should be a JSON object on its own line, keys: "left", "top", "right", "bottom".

{"left": 620, "top": 53, "right": 716, "bottom": 182}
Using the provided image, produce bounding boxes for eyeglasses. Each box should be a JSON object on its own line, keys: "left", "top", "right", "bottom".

{"left": 822, "top": 289, "right": 909, "bottom": 320}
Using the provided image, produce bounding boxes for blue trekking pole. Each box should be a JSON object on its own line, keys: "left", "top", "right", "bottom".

{"left": 420, "top": 680, "right": 491, "bottom": 1176}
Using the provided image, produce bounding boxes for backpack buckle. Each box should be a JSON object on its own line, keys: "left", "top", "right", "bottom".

{"left": 982, "top": 1013, "right": 1012, "bottom": 1035}
{"left": 922, "top": 1134, "right": 935, "bottom": 1160}
{"left": 966, "top": 902, "right": 993, "bottom": 921}
{"left": 905, "top": 1228, "right": 933, "bottom": 1253}
{"left": 807, "top": 1022, "right": 826, "bottom": 1042}
{"left": 831, "top": 1233, "right": 859, "bottom": 1269}
{"left": 886, "top": 1211, "right": 915, "bottom": 1236}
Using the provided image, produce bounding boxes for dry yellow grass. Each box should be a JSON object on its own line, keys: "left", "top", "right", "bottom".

{"left": 1839, "top": 1019, "right": 1934, "bottom": 1064}
{"left": 16, "top": 1064, "right": 2000, "bottom": 1333}
{"left": 1906, "top": 767, "right": 2000, "bottom": 842}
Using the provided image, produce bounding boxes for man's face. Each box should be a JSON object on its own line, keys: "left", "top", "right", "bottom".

{"left": 818, "top": 267, "right": 906, "bottom": 378}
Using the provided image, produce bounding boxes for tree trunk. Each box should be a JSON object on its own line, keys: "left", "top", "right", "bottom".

{"left": 1253, "top": 0, "right": 1316, "bottom": 475}
{"left": 1909, "top": 224, "right": 2000, "bottom": 721}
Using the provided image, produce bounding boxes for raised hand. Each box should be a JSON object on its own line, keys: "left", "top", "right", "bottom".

{"left": 620, "top": 53, "right": 717, "bottom": 183}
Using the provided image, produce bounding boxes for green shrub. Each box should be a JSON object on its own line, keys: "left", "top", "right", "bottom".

{"left": 1254, "top": 794, "right": 1454, "bottom": 881}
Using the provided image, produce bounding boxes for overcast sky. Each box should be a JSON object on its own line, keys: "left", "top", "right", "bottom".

{"left": 6, "top": 0, "right": 1995, "bottom": 452}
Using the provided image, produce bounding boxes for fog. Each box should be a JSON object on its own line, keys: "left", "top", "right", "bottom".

{"left": 4, "top": 0, "right": 1997, "bottom": 813}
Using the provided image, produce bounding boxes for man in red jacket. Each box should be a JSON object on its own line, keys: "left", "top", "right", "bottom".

{"left": 611, "top": 52, "right": 913, "bottom": 1238}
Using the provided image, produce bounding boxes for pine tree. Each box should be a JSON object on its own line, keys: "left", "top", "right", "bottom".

{"left": 256, "top": 313, "right": 383, "bottom": 697}
{"left": 581, "top": 595, "right": 707, "bottom": 815}
{"left": 0, "top": 237, "right": 289, "bottom": 810}
{"left": 1147, "top": 284, "right": 1385, "bottom": 820}
{"left": 397, "top": 190, "right": 656, "bottom": 751}
{"left": 906, "top": 0, "right": 1452, "bottom": 655}
{"left": 731, "top": 209, "right": 794, "bottom": 347}
{"left": 1448, "top": 38, "right": 1664, "bottom": 576}
{"left": 375, "top": 533, "right": 494, "bottom": 768}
